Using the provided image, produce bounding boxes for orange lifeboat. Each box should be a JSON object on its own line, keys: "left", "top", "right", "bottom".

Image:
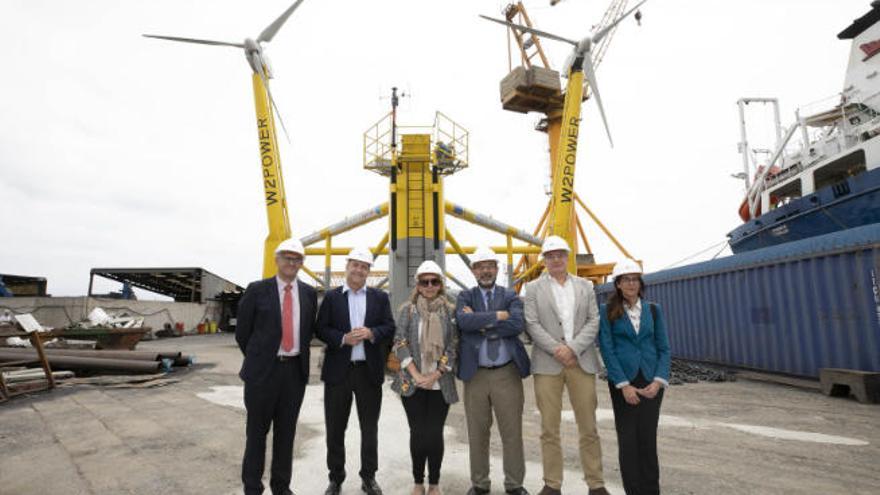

{"left": 738, "top": 199, "right": 755, "bottom": 222}
{"left": 737, "top": 165, "right": 781, "bottom": 222}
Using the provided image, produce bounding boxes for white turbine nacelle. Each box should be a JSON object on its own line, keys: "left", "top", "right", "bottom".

{"left": 244, "top": 38, "right": 274, "bottom": 79}
{"left": 244, "top": 37, "right": 261, "bottom": 53}
{"left": 244, "top": 38, "right": 265, "bottom": 75}
{"left": 576, "top": 37, "right": 593, "bottom": 55}
{"left": 561, "top": 37, "right": 592, "bottom": 77}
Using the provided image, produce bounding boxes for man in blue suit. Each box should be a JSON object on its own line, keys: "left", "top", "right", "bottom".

{"left": 316, "top": 247, "right": 395, "bottom": 495}
{"left": 456, "top": 247, "right": 531, "bottom": 495}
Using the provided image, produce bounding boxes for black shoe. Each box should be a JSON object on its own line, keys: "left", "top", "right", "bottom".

{"left": 324, "top": 481, "right": 342, "bottom": 495}
{"left": 362, "top": 478, "right": 384, "bottom": 495}
{"left": 467, "top": 488, "right": 490, "bottom": 495}
{"left": 506, "top": 488, "right": 530, "bottom": 495}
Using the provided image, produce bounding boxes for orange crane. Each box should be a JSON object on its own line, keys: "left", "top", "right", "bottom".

{"left": 491, "top": 0, "right": 643, "bottom": 285}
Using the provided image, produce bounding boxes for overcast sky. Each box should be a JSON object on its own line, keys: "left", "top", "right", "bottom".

{"left": 0, "top": 0, "right": 868, "bottom": 298}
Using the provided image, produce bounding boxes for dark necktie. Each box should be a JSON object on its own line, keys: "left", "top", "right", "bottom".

{"left": 486, "top": 289, "right": 500, "bottom": 361}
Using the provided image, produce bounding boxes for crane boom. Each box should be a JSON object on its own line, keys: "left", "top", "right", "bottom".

{"left": 592, "top": 0, "right": 630, "bottom": 71}
{"left": 491, "top": 0, "right": 643, "bottom": 281}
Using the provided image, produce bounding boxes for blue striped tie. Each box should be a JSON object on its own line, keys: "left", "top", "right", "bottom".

{"left": 486, "top": 290, "right": 500, "bottom": 361}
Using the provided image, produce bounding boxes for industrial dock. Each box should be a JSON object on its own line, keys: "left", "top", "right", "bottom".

{"left": 2, "top": 334, "right": 879, "bottom": 494}
{"left": 3, "top": 1, "right": 880, "bottom": 494}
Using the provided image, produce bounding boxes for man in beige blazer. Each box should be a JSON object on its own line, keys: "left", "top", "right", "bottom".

{"left": 523, "top": 236, "right": 609, "bottom": 495}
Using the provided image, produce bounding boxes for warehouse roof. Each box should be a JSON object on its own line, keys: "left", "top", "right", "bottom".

{"left": 89, "top": 267, "right": 243, "bottom": 303}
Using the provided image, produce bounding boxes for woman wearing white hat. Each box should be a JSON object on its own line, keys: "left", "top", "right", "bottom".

{"left": 597, "top": 259, "right": 670, "bottom": 495}
{"left": 390, "top": 260, "right": 459, "bottom": 495}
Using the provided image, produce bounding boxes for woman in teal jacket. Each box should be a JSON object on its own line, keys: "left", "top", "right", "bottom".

{"left": 598, "top": 259, "right": 670, "bottom": 495}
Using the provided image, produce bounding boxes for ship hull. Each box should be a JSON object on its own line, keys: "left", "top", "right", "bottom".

{"left": 728, "top": 166, "right": 880, "bottom": 253}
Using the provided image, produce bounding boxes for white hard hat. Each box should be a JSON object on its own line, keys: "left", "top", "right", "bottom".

{"left": 541, "top": 235, "right": 571, "bottom": 256}
{"left": 414, "top": 260, "right": 443, "bottom": 279}
{"left": 470, "top": 246, "right": 497, "bottom": 267}
{"left": 274, "top": 238, "right": 304, "bottom": 256}
{"left": 345, "top": 246, "right": 374, "bottom": 265}
{"left": 611, "top": 259, "right": 643, "bottom": 280}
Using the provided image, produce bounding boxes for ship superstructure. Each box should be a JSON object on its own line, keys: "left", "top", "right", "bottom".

{"left": 728, "top": 2, "right": 880, "bottom": 252}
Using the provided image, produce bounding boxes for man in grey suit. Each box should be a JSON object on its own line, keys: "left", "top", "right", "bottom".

{"left": 523, "top": 236, "right": 610, "bottom": 495}
{"left": 456, "top": 247, "right": 531, "bottom": 495}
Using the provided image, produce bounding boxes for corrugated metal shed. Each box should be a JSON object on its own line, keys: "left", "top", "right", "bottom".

{"left": 0, "top": 274, "right": 48, "bottom": 297}
{"left": 88, "top": 267, "right": 243, "bottom": 303}
{"left": 597, "top": 224, "right": 880, "bottom": 378}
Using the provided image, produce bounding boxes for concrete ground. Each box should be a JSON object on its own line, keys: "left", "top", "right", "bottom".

{"left": 1, "top": 333, "right": 878, "bottom": 495}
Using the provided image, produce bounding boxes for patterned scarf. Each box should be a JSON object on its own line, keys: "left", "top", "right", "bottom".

{"left": 416, "top": 295, "right": 445, "bottom": 372}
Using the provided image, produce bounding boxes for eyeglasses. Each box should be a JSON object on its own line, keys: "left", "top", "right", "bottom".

{"left": 618, "top": 276, "right": 640, "bottom": 284}
{"left": 418, "top": 278, "right": 442, "bottom": 287}
{"left": 278, "top": 255, "right": 304, "bottom": 265}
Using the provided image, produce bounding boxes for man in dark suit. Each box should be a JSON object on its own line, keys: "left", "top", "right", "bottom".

{"left": 316, "top": 247, "right": 395, "bottom": 495}
{"left": 455, "top": 247, "right": 531, "bottom": 495}
{"left": 236, "top": 238, "right": 317, "bottom": 495}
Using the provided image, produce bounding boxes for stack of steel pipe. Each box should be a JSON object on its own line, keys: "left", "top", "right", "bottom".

{"left": 0, "top": 347, "right": 193, "bottom": 374}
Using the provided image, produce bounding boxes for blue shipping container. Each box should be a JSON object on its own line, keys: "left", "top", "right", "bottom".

{"left": 596, "top": 224, "right": 880, "bottom": 378}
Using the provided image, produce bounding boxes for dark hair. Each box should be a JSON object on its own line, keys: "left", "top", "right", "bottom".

{"left": 606, "top": 274, "right": 644, "bottom": 322}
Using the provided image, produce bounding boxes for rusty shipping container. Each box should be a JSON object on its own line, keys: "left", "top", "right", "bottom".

{"left": 597, "top": 223, "right": 880, "bottom": 378}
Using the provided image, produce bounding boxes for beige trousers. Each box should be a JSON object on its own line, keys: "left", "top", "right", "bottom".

{"left": 463, "top": 363, "right": 526, "bottom": 491}
{"left": 534, "top": 366, "right": 605, "bottom": 490}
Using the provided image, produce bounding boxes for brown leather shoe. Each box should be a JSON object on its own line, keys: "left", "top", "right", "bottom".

{"left": 588, "top": 487, "right": 610, "bottom": 495}
{"left": 537, "top": 486, "right": 561, "bottom": 495}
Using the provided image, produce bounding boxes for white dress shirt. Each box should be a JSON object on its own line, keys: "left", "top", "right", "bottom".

{"left": 625, "top": 299, "right": 642, "bottom": 334}
{"left": 549, "top": 274, "right": 576, "bottom": 343}
{"left": 342, "top": 282, "right": 367, "bottom": 362}
{"left": 275, "top": 276, "right": 301, "bottom": 356}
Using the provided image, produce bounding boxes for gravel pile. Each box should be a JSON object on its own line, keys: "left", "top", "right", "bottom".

{"left": 598, "top": 358, "right": 737, "bottom": 385}
{"left": 668, "top": 359, "right": 737, "bottom": 385}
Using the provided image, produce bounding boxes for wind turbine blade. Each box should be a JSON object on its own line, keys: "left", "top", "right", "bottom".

{"left": 478, "top": 15, "right": 578, "bottom": 46}
{"left": 255, "top": 65, "right": 291, "bottom": 143}
{"left": 258, "top": 0, "right": 306, "bottom": 43}
{"left": 592, "top": 0, "right": 648, "bottom": 43}
{"left": 582, "top": 55, "right": 613, "bottom": 147}
{"left": 142, "top": 34, "right": 244, "bottom": 48}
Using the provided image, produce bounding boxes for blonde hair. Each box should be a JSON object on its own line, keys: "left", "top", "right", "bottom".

{"left": 408, "top": 280, "right": 446, "bottom": 305}
{"left": 396, "top": 276, "right": 455, "bottom": 314}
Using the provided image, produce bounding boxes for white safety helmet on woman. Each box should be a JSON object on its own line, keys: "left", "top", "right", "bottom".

{"left": 611, "top": 258, "right": 642, "bottom": 280}
{"left": 414, "top": 260, "right": 443, "bottom": 279}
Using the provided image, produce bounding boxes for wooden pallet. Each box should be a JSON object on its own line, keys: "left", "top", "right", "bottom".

{"left": 0, "top": 325, "right": 55, "bottom": 401}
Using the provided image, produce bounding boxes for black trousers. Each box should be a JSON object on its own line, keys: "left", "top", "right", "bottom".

{"left": 401, "top": 389, "right": 450, "bottom": 485}
{"left": 242, "top": 357, "right": 307, "bottom": 495}
{"left": 324, "top": 362, "right": 382, "bottom": 483}
{"left": 609, "top": 372, "right": 664, "bottom": 495}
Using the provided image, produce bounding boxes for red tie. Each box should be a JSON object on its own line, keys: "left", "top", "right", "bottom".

{"left": 282, "top": 284, "right": 295, "bottom": 353}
